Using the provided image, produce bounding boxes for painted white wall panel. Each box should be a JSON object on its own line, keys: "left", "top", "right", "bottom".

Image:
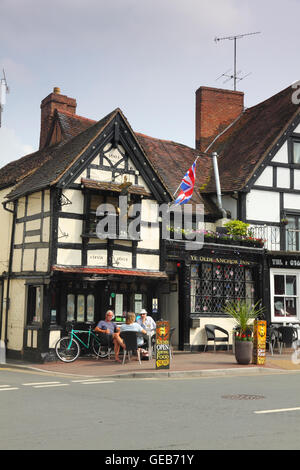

{"left": 58, "top": 218, "right": 83, "bottom": 244}
{"left": 294, "top": 169, "right": 300, "bottom": 190}
{"left": 284, "top": 193, "right": 300, "bottom": 210}
{"left": 87, "top": 250, "right": 107, "bottom": 266}
{"left": 61, "top": 189, "right": 84, "bottom": 214}
{"left": 220, "top": 195, "right": 238, "bottom": 219}
{"left": 57, "top": 249, "right": 82, "bottom": 266}
{"left": 246, "top": 190, "right": 280, "bottom": 222}
{"left": 35, "top": 248, "right": 49, "bottom": 272}
{"left": 255, "top": 166, "right": 273, "bottom": 187}
{"left": 138, "top": 226, "right": 160, "bottom": 249}
{"left": 112, "top": 250, "right": 132, "bottom": 268}
{"left": 272, "top": 141, "right": 288, "bottom": 163}
{"left": 277, "top": 167, "right": 290, "bottom": 188}
{"left": 136, "top": 254, "right": 159, "bottom": 270}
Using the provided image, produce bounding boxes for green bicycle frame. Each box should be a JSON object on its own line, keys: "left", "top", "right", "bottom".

{"left": 67, "top": 328, "right": 99, "bottom": 350}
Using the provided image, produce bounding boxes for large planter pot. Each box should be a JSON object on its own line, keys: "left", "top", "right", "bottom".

{"left": 234, "top": 340, "right": 253, "bottom": 365}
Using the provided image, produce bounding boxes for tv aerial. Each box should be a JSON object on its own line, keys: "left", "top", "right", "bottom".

{"left": 0, "top": 69, "right": 9, "bottom": 128}
{"left": 214, "top": 31, "right": 261, "bottom": 90}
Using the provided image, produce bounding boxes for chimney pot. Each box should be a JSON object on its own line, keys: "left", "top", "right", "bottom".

{"left": 53, "top": 87, "right": 61, "bottom": 94}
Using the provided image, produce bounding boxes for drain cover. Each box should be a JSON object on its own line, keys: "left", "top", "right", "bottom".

{"left": 222, "top": 394, "right": 265, "bottom": 400}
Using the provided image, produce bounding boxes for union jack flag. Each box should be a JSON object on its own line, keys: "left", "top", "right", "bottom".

{"left": 174, "top": 160, "right": 197, "bottom": 205}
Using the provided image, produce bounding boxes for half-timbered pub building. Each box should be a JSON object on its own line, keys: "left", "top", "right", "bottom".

{"left": 0, "top": 83, "right": 299, "bottom": 361}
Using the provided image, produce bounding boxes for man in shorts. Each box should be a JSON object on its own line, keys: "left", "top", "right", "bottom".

{"left": 94, "top": 310, "right": 120, "bottom": 360}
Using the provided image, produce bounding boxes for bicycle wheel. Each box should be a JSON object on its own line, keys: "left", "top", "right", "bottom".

{"left": 55, "top": 336, "right": 80, "bottom": 362}
{"left": 92, "top": 336, "right": 109, "bottom": 358}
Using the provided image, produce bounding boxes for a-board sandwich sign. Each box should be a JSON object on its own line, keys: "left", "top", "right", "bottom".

{"left": 155, "top": 321, "right": 170, "bottom": 369}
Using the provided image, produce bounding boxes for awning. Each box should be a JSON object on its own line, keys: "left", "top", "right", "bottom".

{"left": 51, "top": 265, "right": 168, "bottom": 279}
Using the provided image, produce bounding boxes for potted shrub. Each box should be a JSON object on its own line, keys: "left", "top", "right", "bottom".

{"left": 224, "top": 220, "right": 249, "bottom": 242}
{"left": 224, "top": 300, "right": 265, "bottom": 365}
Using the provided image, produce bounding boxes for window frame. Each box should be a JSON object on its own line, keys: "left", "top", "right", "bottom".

{"left": 26, "top": 284, "right": 43, "bottom": 326}
{"left": 270, "top": 268, "right": 300, "bottom": 323}
{"left": 84, "top": 190, "right": 141, "bottom": 240}
{"left": 284, "top": 212, "right": 300, "bottom": 252}
{"left": 66, "top": 291, "right": 96, "bottom": 324}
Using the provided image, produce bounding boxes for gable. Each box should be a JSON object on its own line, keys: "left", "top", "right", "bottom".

{"left": 242, "top": 110, "right": 300, "bottom": 191}
{"left": 57, "top": 111, "right": 171, "bottom": 203}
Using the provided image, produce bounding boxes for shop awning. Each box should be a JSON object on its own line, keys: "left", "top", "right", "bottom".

{"left": 51, "top": 265, "right": 168, "bottom": 279}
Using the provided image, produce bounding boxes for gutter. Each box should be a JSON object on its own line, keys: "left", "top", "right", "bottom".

{"left": 1, "top": 200, "right": 17, "bottom": 346}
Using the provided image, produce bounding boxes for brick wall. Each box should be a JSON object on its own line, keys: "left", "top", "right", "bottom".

{"left": 39, "top": 88, "right": 77, "bottom": 149}
{"left": 195, "top": 86, "right": 244, "bottom": 152}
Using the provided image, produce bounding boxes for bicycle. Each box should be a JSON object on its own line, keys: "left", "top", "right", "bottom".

{"left": 55, "top": 323, "right": 111, "bottom": 363}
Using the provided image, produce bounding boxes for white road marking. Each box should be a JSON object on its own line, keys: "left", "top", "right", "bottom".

{"left": 0, "top": 387, "right": 19, "bottom": 391}
{"left": 0, "top": 385, "right": 11, "bottom": 388}
{"left": 71, "top": 379, "right": 115, "bottom": 384}
{"left": 80, "top": 381, "right": 115, "bottom": 385}
{"left": 255, "top": 406, "right": 300, "bottom": 414}
{"left": 22, "top": 382, "right": 61, "bottom": 386}
{"left": 33, "top": 383, "right": 69, "bottom": 388}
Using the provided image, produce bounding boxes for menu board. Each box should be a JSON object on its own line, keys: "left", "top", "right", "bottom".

{"left": 155, "top": 321, "right": 170, "bottom": 369}
{"left": 253, "top": 320, "right": 267, "bottom": 365}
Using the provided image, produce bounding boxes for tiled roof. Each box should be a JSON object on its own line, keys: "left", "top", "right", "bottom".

{"left": 3, "top": 105, "right": 219, "bottom": 216}
{"left": 203, "top": 84, "right": 300, "bottom": 193}
{"left": 5, "top": 109, "right": 117, "bottom": 200}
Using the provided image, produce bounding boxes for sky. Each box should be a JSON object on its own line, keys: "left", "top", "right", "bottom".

{"left": 0, "top": 0, "right": 299, "bottom": 167}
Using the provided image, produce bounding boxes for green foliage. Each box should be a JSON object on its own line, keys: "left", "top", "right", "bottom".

{"left": 224, "top": 219, "right": 250, "bottom": 238}
{"left": 224, "top": 300, "right": 265, "bottom": 337}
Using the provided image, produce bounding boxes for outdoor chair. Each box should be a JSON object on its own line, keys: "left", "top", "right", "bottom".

{"left": 277, "top": 326, "right": 298, "bottom": 354}
{"left": 169, "top": 327, "right": 176, "bottom": 359}
{"left": 204, "top": 324, "right": 229, "bottom": 352}
{"left": 266, "top": 326, "right": 278, "bottom": 355}
{"left": 120, "top": 331, "right": 142, "bottom": 365}
{"left": 94, "top": 332, "right": 113, "bottom": 360}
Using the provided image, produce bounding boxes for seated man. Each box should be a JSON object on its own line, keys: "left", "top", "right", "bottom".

{"left": 94, "top": 310, "right": 120, "bottom": 359}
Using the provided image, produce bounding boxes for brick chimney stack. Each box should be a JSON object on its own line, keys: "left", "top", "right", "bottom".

{"left": 39, "top": 87, "right": 77, "bottom": 149}
{"left": 195, "top": 86, "right": 244, "bottom": 152}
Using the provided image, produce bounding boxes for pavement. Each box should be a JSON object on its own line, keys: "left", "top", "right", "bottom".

{"left": 2, "top": 348, "right": 300, "bottom": 379}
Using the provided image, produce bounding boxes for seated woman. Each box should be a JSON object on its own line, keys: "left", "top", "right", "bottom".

{"left": 113, "top": 312, "right": 147, "bottom": 363}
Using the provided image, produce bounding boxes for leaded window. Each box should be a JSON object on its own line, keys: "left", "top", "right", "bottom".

{"left": 190, "top": 263, "right": 255, "bottom": 315}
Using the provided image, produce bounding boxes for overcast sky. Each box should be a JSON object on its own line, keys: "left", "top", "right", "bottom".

{"left": 0, "top": 0, "right": 299, "bottom": 167}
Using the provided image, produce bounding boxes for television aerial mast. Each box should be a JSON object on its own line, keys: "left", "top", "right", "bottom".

{"left": 0, "top": 69, "right": 9, "bottom": 128}
{"left": 214, "top": 31, "right": 261, "bottom": 90}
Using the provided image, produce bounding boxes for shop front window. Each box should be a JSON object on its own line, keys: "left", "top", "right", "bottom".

{"left": 272, "top": 273, "right": 298, "bottom": 320}
{"left": 66, "top": 293, "right": 95, "bottom": 323}
{"left": 191, "top": 263, "right": 255, "bottom": 315}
